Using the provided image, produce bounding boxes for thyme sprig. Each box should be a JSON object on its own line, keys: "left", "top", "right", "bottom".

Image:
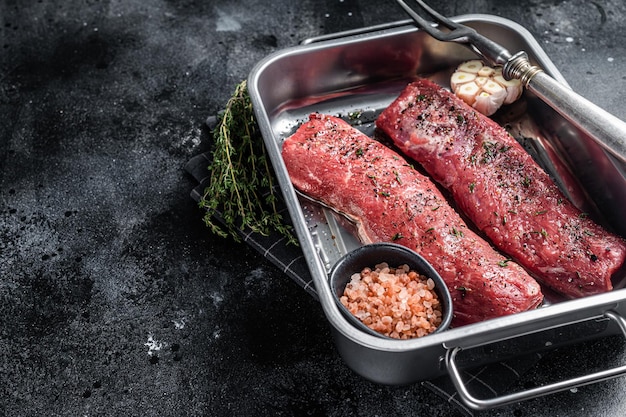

{"left": 199, "top": 80, "right": 297, "bottom": 245}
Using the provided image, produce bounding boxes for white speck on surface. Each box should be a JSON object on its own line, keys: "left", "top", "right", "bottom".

{"left": 210, "top": 291, "right": 224, "bottom": 308}
{"left": 608, "top": 57, "right": 615, "bottom": 62}
{"left": 173, "top": 317, "right": 186, "bottom": 329}
{"left": 215, "top": 8, "right": 241, "bottom": 32}
{"left": 325, "top": 13, "right": 330, "bottom": 18}
{"left": 179, "top": 124, "right": 202, "bottom": 148}
{"left": 570, "top": 387, "right": 578, "bottom": 393}
{"left": 213, "top": 328, "right": 222, "bottom": 339}
{"left": 145, "top": 334, "right": 164, "bottom": 356}
{"left": 565, "top": 36, "right": 574, "bottom": 42}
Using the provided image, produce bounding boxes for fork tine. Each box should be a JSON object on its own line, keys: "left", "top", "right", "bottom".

{"left": 395, "top": 0, "right": 474, "bottom": 42}
{"left": 411, "top": 0, "right": 458, "bottom": 30}
{"left": 396, "top": 0, "right": 514, "bottom": 66}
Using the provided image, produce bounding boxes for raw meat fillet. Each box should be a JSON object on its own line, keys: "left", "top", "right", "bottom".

{"left": 282, "top": 113, "right": 543, "bottom": 327}
{"left": 376, "top": 78, "right": 626, "bottom": 298}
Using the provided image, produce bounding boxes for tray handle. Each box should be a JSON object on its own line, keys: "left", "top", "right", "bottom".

{"left": 446, "top": 310, "right": 626, "bottom": 410}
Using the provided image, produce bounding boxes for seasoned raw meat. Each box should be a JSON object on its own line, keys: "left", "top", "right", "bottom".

{"left": 376, "top": 78, "right": 626, "bottom": 298}
{"left": 282, "top": 113, "right": 543, "bottom": 327}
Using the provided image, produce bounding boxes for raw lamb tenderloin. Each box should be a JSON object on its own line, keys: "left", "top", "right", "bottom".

{"left": 376, "top": 78, "right": 626, "bottom": 298}
{"left": 282, "top": 113, "right": 543, "bottom": 327}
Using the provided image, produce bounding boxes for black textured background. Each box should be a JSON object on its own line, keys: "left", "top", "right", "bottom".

{"left": 2, "top": 1, "right": 626, "bottom": 416}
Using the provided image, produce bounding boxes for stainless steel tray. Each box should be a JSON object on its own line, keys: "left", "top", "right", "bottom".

{"left": 248, "top": 15, "right": 626, "bottom": 409}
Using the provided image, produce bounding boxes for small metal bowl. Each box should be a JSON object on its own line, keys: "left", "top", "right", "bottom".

{"left": 329, "top": 243, "right": 453, "bottom": 339}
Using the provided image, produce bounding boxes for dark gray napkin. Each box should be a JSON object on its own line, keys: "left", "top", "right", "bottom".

{"left": 185, "top": 150, "right": 543, "bottom": 416}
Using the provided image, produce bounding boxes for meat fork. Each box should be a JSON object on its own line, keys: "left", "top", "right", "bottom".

{"left": 396, "top": 0, "right": 626, "bottom": 164}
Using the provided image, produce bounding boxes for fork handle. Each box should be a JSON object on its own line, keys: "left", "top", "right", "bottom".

{"left": 505, "top": 53, "right": 626, "bottom": 164}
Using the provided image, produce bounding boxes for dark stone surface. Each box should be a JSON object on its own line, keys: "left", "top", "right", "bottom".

{"left": 1, "top": 0, "right": 625, "bottom": 416}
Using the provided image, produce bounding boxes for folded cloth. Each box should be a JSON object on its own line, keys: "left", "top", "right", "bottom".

{"left": 185, "top": 150, "right": 543, "bottom": 416}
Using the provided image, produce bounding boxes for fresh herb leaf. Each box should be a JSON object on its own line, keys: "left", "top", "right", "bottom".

{"left": 199, "top": 80, "right": 297, "bottom": 245}
{"left": 450, "top": 227, "right": 464, "bottom": 238}
{"left": 498, "top": 259, "right": 511, "bottom": 267}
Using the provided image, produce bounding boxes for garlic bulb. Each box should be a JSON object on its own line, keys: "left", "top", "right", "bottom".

{"left": 450, "top": 60, "right": 523, "bottom": 116}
